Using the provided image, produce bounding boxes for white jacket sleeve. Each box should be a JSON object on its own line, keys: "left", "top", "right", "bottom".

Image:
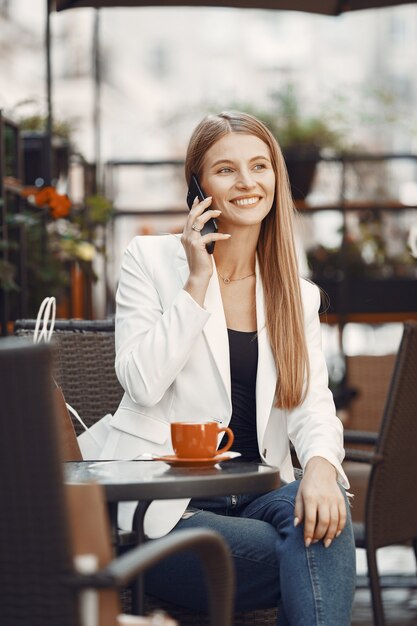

{"left": 115, "top": 238, "right": 210, "bottom": 407}
{"left": 286, "top": 283, "right": 349, "bottom": 488}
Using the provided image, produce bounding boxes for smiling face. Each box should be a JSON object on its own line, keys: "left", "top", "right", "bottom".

{"left": 199, "top": 133, "right": 276, "bottom": 229}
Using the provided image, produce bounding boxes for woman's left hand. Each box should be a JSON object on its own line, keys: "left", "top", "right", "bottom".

{"left": 294, "top": 456, "right": 346, "bottom": 548}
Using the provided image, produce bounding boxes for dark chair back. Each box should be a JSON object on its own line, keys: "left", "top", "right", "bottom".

{"left": 0, "top": 338, "right": 226, "bottom": 626}
{"left": 14, "top": 319, "right": 124, "bottom": 435}
{"left": 12, "top": 321, "right": 277, "bottom": 626}
{"left": 366, "top": 321, "right": 417, "bottom": 550}
{"left": 0, "top": 338, "right": 80, "bottom": 626}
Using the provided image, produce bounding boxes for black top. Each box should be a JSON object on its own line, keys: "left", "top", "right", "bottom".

{"left": 225, "top": 328, "right": 261, "bottom": 462}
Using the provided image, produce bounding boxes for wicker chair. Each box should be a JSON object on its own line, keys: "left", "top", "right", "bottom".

{"left": 14, "top": 319, "right": 278, "bottom": 625}
{"left": 0, "top": 338, "right": 234, "bottom": 626}
{"left": 344, "top": 322, "right": 417, "bottom": 626}
{"left": 345, "top": 353, "right": 396, "bottom": 433}
{"left": 342, "top": 352, "right": 396, "bottom": 524}
{"left": 14, "top": 319, "right": 124, "bottom": 435}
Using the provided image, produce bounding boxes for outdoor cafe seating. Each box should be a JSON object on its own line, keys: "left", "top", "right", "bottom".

{"left": 11, "top": 317, "right": 417, "bottom": 626}
{"left": 343, "top": 321, "right": 417, "bottom": 625}
{"left": 12, "top": 319, "right": 280, "bottom": 626}
{"left": 0, "top": 338, "right": 235, "bottom": 626}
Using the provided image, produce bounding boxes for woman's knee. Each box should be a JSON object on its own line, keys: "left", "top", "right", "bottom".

{"left": 178, "top": 507, "right": 279, "bottom": 567}
{"left": 241, "top": 480, "right": 300, "bottom": 530}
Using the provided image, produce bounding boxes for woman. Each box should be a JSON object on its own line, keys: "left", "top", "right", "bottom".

{"left": 101, "top": 111, "right": 356, "bottom": 625}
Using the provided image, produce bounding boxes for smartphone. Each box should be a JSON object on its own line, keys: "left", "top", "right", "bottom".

{"left": 186, "top": 174, "right": 218, "bottom": 254}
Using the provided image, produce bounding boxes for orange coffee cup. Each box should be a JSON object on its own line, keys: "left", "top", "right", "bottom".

{"left": 170, "top": 421, "right": 234, "bottom": 459}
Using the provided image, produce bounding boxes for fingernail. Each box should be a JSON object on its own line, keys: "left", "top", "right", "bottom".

{"left": 336, "top": 530, "right": 342, "bottom": 538}
{"left": 224, "top": 234, "right": 232, "bottom": 238}
{"left": 324, "top": 539, "right": 332, "bottom": 548}
{"left": 305, "top": 538, "right": 311, "bottom": 548}
{"left": 214, "top": 210, "right": 222, "bottom": 213}
{"left": 193, "top": 196, "right": 199, "bottom": 204}
{"left": 313, "top": 539, "right": 319, "bottom": 544}
{"left": 294, "top": 517, "right": 300, "bottom": 528}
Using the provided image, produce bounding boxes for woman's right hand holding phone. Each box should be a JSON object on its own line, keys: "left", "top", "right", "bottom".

{"left": 182, "top": 196, "right": 230, "bottom": 306}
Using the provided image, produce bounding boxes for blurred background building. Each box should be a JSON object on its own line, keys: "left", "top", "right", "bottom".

{"left": 1, "top": 1, "right": 416, "bottom": 335}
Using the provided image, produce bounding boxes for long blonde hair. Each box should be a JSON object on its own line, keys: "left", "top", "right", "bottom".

{"left": 185, "top": 111, "right": 309, "bottom": 409}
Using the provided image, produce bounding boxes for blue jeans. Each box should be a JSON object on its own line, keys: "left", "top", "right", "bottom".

{"left": 144, "top": 479, "right": 356, "bottom": 626}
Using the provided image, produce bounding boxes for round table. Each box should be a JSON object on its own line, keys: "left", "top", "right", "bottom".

{"left": 64, "top": 459, "right": 280, "bottom": 501}
{"left": 65, "top": 459, "right": 280, "bottom": 614}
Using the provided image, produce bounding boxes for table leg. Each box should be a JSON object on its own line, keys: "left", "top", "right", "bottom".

{"left": 107, "top": 502, "right": 119, "bottom": 549}
{"left": 131, "top": 500, "right": 151, "bottom": 615}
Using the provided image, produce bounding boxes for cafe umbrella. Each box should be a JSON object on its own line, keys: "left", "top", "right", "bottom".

{"left": 52, "top": 0, "right": 417, "bottom": 14}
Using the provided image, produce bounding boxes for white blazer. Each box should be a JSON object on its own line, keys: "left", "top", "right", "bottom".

{"left": 100, "top": 234, "right": 348, "bottom": 538}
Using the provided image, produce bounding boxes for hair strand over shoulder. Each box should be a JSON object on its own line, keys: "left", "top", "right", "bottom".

{"left": 185, "top": 110, "right": 310, "bottom": 409}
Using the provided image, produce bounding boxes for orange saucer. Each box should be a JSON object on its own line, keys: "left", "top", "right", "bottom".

{"left": 154, "top": 451, "right": 241, "bottom": 467}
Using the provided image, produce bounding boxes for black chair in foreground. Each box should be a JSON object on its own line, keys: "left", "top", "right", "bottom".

{"left": 344, "top": 322, "right": 417, "bottom": 626}
{"left": 14, "top": 319, "right": 279, "bottom": 626}
{"left": 0, "top": 338, "right": 234, "bottom": 626}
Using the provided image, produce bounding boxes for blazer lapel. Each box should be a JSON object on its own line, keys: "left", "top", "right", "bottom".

{"left": 176, "top": 241, "right": 277, "bottom": 427}
{"left": 202, "top": 264, "right": 231, "bottom": 402}
{"left": 176, "top": 246, "right": 231, "bottom": 404}
{"left": 255, "top": 259, "right": 277, "bottom": 447}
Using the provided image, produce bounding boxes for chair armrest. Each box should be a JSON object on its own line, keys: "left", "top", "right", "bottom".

{"left": 117, "top": 615, "right": 177, "bottom": 626}
{"left": 344, "top": 447, "right": 382, "bottom": 464}
{"left": 70, "top": 528, "right": 234, "bottom": 626}
{"left": 14, "top": 318, "right": 115, "bottom": 332}
{"left": 344, "top": 429, "right": 378, "bottom": 446}
{"left": 105, "top": 528, "right": 232, "bottom": 588}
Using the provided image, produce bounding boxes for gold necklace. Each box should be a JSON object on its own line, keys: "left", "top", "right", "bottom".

{"left": 217, "top": 271, "right": 255, "bottom": 285}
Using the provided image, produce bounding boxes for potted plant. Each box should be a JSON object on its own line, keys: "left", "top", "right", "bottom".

{"left": 13, "top": 101, "right": 76, "bottom": 186}
{"left": 3, "top": 104, "right": 113, "bottom": 319}
{"left": 21, "top": 189, "right": 113, "bottom": 318}
{"left": 307, "top": 226, "right": 417, "bottom": 315}
{"left": 250, "top": 86, "right": 345, "bottom": 200}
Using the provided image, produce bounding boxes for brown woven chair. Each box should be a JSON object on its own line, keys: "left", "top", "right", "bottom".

{"left": 14, "top": 319, "right": 124, "bottom": 435}
{"left": 342, "top": 353, "right": 396, "bottom": 524}
{"left": 14, "top": 319, "right": 278, "bottom": 626}
{"left": 344, "top": 322, "right": 417, "bottom": 626}
{"left": 345, "top": 353, "right": 396, "bottom": 433}
{"left": 0, "top": 338, "right": 235, "bottom": 626}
